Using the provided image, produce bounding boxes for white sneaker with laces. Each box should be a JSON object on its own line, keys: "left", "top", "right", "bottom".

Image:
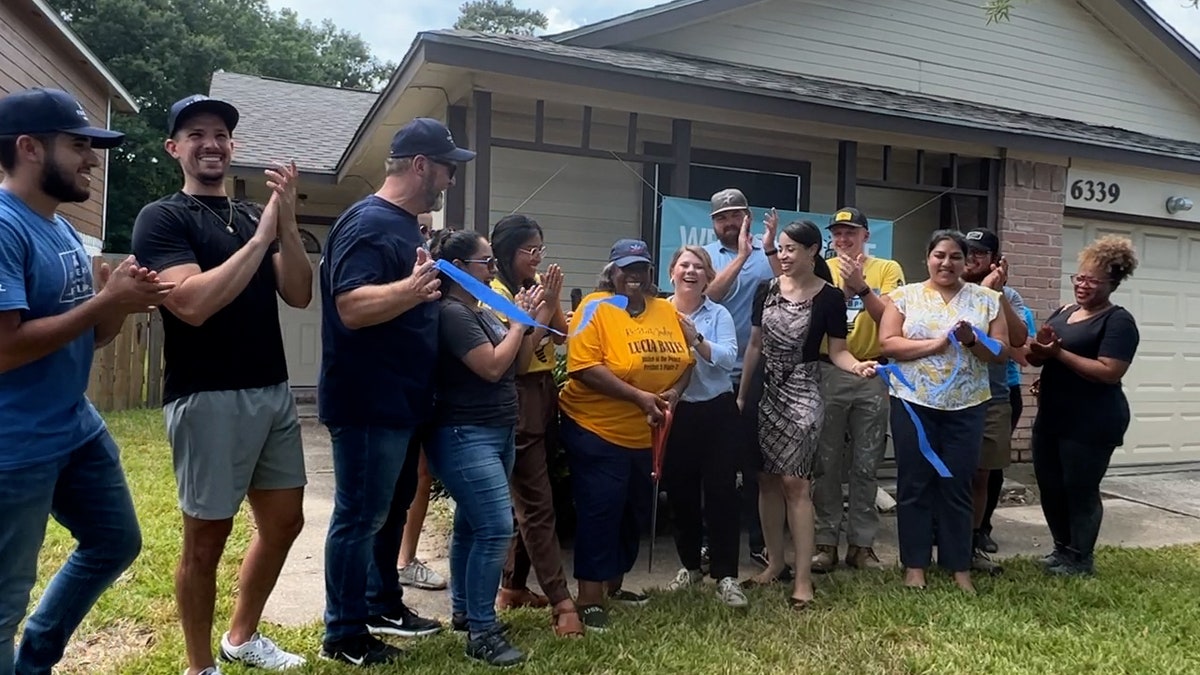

{"left": 220, "top": 632, "right": 306, "bottom": 670}
{"left": 398, "top": 558, "right": 448, "bottom": 590}
{"left": 182, "top": 668, "right": 222, "bottom": 675}
{"left": 716, "top": 577, "right": 748, "bottom": 608}
{"left": 667, "top": 567, "right": 702, "bottom": 591}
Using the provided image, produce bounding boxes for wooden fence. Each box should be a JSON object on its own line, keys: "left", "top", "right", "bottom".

{"left": 85, "top": 254, "right": 166, "bottom": 412}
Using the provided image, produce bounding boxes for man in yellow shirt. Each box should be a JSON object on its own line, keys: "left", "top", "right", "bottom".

{"left": 812, "top": 207, "right": 905, "bottom": 572}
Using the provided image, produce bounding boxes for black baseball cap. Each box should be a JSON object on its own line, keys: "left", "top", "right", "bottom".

{"left": 0, "top": 88, "right": 124, "bottom": 149}
{"left": 609, "top": 238, "right": 653, "bottom": 267}
{"left": 828, "top": 206, "right": 869, "bottom": 230}
{"left": 389, "top": 118, "right": 476, "bottom": 162}
{"left": 167, "top": 95, "right": 239, "bottom": 137}
{"left": 964, "top": 228, "right": 1000, "bottom": 254}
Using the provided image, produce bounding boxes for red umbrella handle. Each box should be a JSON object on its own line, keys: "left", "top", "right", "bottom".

{"left": 651, "top": 408, "right": 674, "bottom": 480}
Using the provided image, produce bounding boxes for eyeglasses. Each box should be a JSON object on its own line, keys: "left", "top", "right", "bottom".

{"left": 1070, "top": 274, "right": 1109, "bottom": 288}
{"left": 428, "top": 157, "right": 457, "bottom": 179}
{"left": 464, "top": 257, "right": 497, "bottom": 269}
{"left": 519, "top": 245, "right": 547, "bottom": 258}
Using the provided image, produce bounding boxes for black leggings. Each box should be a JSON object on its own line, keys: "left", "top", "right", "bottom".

{"left": 1032, "top": 428, "right": 1116, "bottom": 560}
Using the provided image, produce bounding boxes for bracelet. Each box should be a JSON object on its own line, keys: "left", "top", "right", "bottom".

{"left": 524, "top": 325, "right": 536, "bottom": 336}
{"left": 855, "top": 287, "right": 871, "bottom": 298}
{"left": 764, "top": 249, "right": 778, "bottom": 257}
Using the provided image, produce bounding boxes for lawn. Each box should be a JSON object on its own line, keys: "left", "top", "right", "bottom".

{"left": 30, "top": 410, "right": 1200, "bottom": 674}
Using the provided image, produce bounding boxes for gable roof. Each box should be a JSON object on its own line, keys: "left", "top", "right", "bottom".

{"left": 21, "top": 0, "right": 138, "bottom": 112}
{"left": 208, "top": 71, "right": 378, "bottom": 174}
{"left": 551, "top": 0, "right": 1200, "bottom": 82}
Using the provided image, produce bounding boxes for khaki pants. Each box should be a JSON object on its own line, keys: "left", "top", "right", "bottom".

{"left": 813, "top": 363, "right": 889, "bottom": 548}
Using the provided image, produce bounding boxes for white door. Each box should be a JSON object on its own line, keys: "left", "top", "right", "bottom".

{"left": 1062, "top": 217, "right": 1200, "bottom": 465}
{"left": 278, "top": 224, "right": 328, "bottom": 388}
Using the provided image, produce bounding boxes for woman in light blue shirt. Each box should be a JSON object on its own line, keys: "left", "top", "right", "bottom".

{"left": 662, "top": 245, "right": 747, "bottom": 608}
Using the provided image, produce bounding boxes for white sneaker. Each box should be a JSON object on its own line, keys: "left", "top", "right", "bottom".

{"left": 667, "top": 567, "right": 702, "bottom": 591}
{"left": 398, "top": 559, "right": 448, "bottom": 590}
{"left": 183, "top": 668, "right": 222, "bottom": 675}
{"left": 716, "top": 577, "right": 748, "bottom": 608}
{"left": 220, "top": 632, "right": 305, "bottom": 670}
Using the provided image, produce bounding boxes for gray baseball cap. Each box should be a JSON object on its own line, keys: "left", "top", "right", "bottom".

{"left": 710, "top": 188, "right": 749, "bottom": 216}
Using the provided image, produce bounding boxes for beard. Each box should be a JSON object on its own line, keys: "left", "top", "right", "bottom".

{"left": 40, "top": 156, "right": 90, "bottom": 203}
{"left": 421, "top": 171, "right": 444, "bottom": 212}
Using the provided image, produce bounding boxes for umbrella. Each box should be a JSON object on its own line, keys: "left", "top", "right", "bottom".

{"left": 648, "top": 408, "right": 674, "bottom": 573}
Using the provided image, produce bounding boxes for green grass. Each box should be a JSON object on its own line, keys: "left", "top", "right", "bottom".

{"left": 32, "top": 410, "right": 1200, "bottom": 674}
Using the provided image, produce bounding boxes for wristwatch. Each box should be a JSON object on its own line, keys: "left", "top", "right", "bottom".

{"left": 524, "top": 325, "right": 536, "bottom": 336}
{"left": 693, "top": 333, "right": 705, "bottom": 347}
{"left": 764, "top": 249, "right": 778, "bottom": 257}
{"left": 855, "top": 287, "right": 871, "bottom": 298}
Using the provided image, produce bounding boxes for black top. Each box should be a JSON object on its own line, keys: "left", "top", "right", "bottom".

{"left": 131, "top": 192, "right": 286, "bottom": 404}
{"left": 433, "top": 298, "right": 518, "bottom": 427}
{"left": 1034, "top": 304, "right": 1140, "bottom": 446}
{"left": 751, "top": 280, "right": 849, "bottom": 359}
{"left": 318, "top": 196, "right": 438, "bottom": 428}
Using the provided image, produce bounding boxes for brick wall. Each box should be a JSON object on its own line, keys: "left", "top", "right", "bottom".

{"left": 997, "top": 159, "right": 1066, "bottom": 456}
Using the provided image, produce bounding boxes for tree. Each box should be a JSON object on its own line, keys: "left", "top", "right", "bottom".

{"left": 454, "top": 0, "right": 548, "bottom": 35}
{"left": 46, "top": 0, "right": 395, "bottom": 252}
{"left": 984, "top": 0, "right": 1198, "bottom": 23}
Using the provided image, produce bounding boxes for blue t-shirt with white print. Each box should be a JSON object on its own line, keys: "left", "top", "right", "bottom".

{"left": 0, "top": 189, "right": 105, "bottom": 470}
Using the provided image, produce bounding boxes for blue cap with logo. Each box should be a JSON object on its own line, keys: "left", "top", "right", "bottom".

{"left": 0, "top": 88, "right": 124, "bottom": 149}
{"left": 389, "top": 118, "right": 476, "bottom": 162}
{"left": 168, "top": 95, "right": 239, "bottom": 137}
{"left": 609, "top": 238, "right": 653, "bottom": 268}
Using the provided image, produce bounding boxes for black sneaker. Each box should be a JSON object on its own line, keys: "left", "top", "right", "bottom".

{"left": 607, "top": 588, "right": 650, "bottom": 606}
{"left": 466, "top": 625, "right": 526, "bottom": 668}
{"left": 366, "top": 605, "right": 443, "bottom": 637}
{"left": 578, "top": 604, "right": 608, "bottom": 632}
{"left": 320, "top": 634, "right": 403, "bottom": 666}
{"left": 975, "top": 530, "right": 999, "bottom": 554}
{"left": 452, "top": 612, "right": 510, "bottom": 634}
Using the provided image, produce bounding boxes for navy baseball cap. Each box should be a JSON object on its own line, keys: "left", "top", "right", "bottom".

{"left": 964, "top": 228, "right": 1000, "bottom": 253}
{"left": 609, "top": 239, "right": 653, "bottom": 268}
{"left": 389, "top": 118, "right": 476, "bottom": 162}
{"left": 167, "top": 95, "right": 239, "bottom": 136}
{"left": 0, "top": 88, "right": 124, "bottom": 149}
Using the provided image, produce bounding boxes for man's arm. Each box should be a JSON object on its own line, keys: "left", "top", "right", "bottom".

{"left": 266, "top": 163, "right": 314, "bottom": 308}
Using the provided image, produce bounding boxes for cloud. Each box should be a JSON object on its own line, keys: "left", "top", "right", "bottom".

{"left": 543, "top": 7, "right": 581, "bottom": 34}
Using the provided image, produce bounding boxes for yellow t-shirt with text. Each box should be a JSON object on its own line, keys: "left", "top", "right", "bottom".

{"left": 488, "top": 277, "right": 556, "bottom": 374}
{"left": 824, "top": 256, "right": 905, "bottom": 360}
{"left": 559, "top": 292, "right": 694, "bottom": 449}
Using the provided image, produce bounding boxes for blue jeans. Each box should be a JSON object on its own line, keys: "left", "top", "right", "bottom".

{"left": 323, "top": 426, "right": 418, "bottom": 643}
{"left": 0, "top": 431, "right": 142, "bottom": 675}
{"left": 424, "top": 425, "right": 515, "bottom": 636}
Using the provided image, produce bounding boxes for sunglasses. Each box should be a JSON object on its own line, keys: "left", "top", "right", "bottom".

{"left": 463, "top": 256, "right": 497, "bottom": 269}
{"left": 428, "top": 157, "right": 457, "bottom": 179}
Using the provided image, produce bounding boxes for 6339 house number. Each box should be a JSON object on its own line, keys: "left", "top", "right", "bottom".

{"left": 1070, "top": 179, "right": 1120, "bottom": 204}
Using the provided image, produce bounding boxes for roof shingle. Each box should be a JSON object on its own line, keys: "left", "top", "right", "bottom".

{"left": 208, "top": 71, "right": 378, "bottom": 172}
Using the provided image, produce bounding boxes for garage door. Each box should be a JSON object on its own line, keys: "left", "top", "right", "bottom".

{"left": 1062, "top": 216, "right": 1200, "bottom": 465}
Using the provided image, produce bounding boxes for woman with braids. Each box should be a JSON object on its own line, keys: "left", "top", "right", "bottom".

{"left": 425, "top": 230, "right": 545, "bottom": 667}
{"left": 487, "top": 214, "right": 584, "bottom": 637}
{"left": 737, "top": 220, "right": 878, "bottom": 610}
{"left": 1028, "top": 235, "right": 1140, "bottom": 577}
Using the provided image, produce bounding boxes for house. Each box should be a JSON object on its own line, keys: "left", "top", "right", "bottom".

{"left": 1, "top": 0, "right": 139, "bottom": 255}
{"left": 212, "top": 0, "right": 1200, "bottom": 465}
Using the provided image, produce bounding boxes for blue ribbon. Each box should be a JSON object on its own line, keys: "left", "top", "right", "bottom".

{"left": 926, "top": 326, "right": 1003, "bottom": 398}
{"left": 877, "top": 364, "right": 953, "bottom": 479}
{"left": 433, "top": 259, "right": 626, "bottom": 337}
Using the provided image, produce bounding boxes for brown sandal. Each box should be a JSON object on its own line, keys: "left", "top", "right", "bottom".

{"left": 552, "top": 603, "right": 585, "bottom": 637}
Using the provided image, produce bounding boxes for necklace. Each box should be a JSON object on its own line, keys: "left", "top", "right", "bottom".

{"left": 182, "top": 192, "right": 234, "bottom": 234}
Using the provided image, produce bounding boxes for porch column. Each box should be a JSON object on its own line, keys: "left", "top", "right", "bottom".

{"left": 447, "top": 104, "right": 468, "bottom": 229}
{"left": 472, "top": 90, "right": 493, "bottom": 234}
{"left": 837, "top": 141, "right": 857, "bottom": 207}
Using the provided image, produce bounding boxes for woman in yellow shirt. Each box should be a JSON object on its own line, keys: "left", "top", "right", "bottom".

{"left": 487, "top": 214, "right": 583, "bottom": 637}
{"left": 559, "top": 239, "right": 694, "bottom": 631}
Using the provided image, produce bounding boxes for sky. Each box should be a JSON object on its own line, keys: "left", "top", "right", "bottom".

{"left": 264, "top": 0, "right": 1200, "bottom": 65}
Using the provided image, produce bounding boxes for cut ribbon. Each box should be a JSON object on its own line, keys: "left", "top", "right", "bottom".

{"left": 433, "top": 259, "right": 626, "bottom": 337}
{"left": 877, "top": 364, "right": 953, "bottom": 479}
{"left": 926, "top": 325, "right": 1003, "bottom": 398}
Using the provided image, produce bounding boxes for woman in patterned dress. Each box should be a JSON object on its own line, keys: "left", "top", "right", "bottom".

{"left": 737, "top": 220, "right": 878, "bottom": 609}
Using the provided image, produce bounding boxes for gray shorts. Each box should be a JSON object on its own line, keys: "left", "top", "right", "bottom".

{"left": 164, "top": 382, "right": 306, "bottom": 520}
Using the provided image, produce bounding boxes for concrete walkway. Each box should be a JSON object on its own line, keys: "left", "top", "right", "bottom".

{"left": 263, "top": 419, "right": 1200, "bottom": 627}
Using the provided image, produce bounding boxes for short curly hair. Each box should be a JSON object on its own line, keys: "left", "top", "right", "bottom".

{"left": 1079, "top": 235, "right": 1138, "bottom": 287}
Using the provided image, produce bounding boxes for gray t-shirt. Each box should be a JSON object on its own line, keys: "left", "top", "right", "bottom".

{"left": 433, "top": 298, "right": 518, "bottom": 427}
{"left": 988, "top": 286, "right": 1026, "bottom": 401}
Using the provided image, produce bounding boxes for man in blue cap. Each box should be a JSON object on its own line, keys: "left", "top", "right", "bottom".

{"left": 0, "top": 87, "right": 174, "bottom": 675}
{"left": 319, "top": 117, "right": 474, "bottom": 666}
{"left": 131, "top": 94, "right": 314, "bottom": 675}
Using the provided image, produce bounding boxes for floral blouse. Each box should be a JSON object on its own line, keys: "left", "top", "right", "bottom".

{"left": 887, "top": 282, "right": 1000, "bottom": 411}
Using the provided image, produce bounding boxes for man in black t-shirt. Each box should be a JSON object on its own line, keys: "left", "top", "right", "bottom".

{"left": 131, "top": 95, "right": 314, "bottom": 675}
{"left": 317, "top": 118, "right": 473, "bottom": 666}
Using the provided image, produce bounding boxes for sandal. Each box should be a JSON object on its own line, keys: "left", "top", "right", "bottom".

{"left": 552, "top": 602, "right": 585, "bottom": 638}
{"left": 788, "top": 596, "right": 813, "bottom": 611}
{"left": 497, "top": 587, "right": 550, "bottom": 610}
